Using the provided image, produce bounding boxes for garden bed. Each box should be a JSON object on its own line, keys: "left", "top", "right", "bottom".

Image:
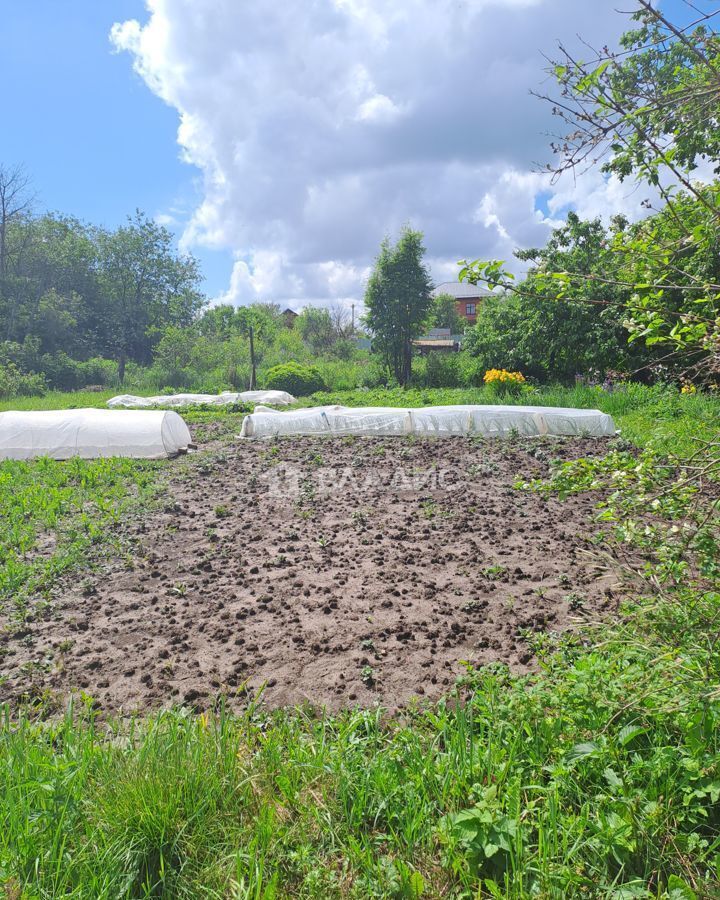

{"left": 1, "top": 435, "right": 622, "bottom": 713}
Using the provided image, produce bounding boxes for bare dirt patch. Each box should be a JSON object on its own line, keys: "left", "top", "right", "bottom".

{"left": 1, "top": 435, "right": 623, "bottom": 713}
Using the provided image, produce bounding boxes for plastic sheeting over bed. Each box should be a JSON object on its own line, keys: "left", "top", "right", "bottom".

{"left": 240, "top": 404, "right": 617, "bottom": 439}
{"left": 107, "top": 390, "right": 295, "bottom": 409}
{"left": 0, "top": 409, "right": 192, "bottom": 460}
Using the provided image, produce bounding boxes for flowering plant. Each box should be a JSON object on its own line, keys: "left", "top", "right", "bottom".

{"left": 483, "top": 369, "right": 525, "bottom": 385}
{"left": 483, "top": 368, "right": 526, "bottom": 397}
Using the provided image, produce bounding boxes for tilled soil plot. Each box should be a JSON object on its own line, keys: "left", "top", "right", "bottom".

{"left": 2, "top": 435, "right": 623, "bottom": 713}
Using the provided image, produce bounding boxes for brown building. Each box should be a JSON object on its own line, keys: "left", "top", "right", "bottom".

{"left": 282, "top": 307, "right": 299, "bottom": 328}
{"left": 431, "top": 281, "right": 493, "bottom": 326}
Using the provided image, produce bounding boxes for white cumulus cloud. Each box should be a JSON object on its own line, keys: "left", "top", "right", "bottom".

{"left": 111, "top": 0, "right": 633, "bottom": 307}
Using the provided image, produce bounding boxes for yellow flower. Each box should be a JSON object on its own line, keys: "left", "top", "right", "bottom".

{"left": 681, "top": 384, "right": 696, "bottom": 394}
{"left": 484, "top": 368, "right": 525, "bottom": 385}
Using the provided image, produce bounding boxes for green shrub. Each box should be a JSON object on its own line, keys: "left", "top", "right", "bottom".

{"left": 314, "top": 357, "right": 369, "bottom": 391}
{"left": 264, "top": 362, "right": 327, "bottom": 396}
{"left": 76, "top": 357, "right": 118, "bottom": 387}
{"left": 413, "top": 352, "right": 463, "bottom": 388}
{"left": 8, "top": 353, "right": 120, "bottom": 392}
{"left": 457, "top": 354, "right": 487, "bottom": 387}
{"left": 0, "top": 363, "right": 47, "bottom": 399}
{"left": 358, "top": 357, "right": 393, "bottom": 389}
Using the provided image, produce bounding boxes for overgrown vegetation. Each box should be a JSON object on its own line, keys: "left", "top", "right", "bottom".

{"left": 462, "top": 3, "right": 720, "bottom": 385}
{"left": 3, "top": 1, "right": 720, "bottom": 896}
{"left": 265, "top": 361, "right": 327, "bottom": 396}
{"left": 0, "top": 456, "right": 161, "bottom": 622}
{"left": 1, "top": 386, "right": 719, "bottom": 896}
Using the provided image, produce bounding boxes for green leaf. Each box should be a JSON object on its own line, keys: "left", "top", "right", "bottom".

{"left": 667, "top": 874, "right": 698, "bottom": 900}
{"left": 409, "top": 870, "right": 425, "bottom": 897}
{"left": 449, "top": 809, "right": 481, "bottom": 841}
{"left": 617, "top": 725, "right": 648, "bottom": 747}
{"left": 566, "top": 741, "right": 601, "bottom": 763}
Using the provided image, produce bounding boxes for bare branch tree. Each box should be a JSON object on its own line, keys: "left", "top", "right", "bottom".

{"left": 328, "top": 302, "right": 354, "bottom": 340}
{"left": 0, "top": 163, "right": 34, "bottom": 281}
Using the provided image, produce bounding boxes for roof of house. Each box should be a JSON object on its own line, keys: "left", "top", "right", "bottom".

{"left": 412, "top": 338, "right": 459, "bottom": 348}
{"left": 432, "top": 281, "right": 493, "bottom": 300}
{"left": 282, "top": 307, "right": 298, "bottom": 316}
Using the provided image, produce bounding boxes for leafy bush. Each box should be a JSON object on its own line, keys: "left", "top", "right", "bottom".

{"left": 0, "top": 363, "right": 47, "bottom": 399}
{"left": 33, "top": 353, "right": 118, "bottom": 391}
{"left": 77, "top": 357, "right": 118, "bottom": 387}
{"left": 35, "top": 352, "right": 84, "bottom": 391}
{"left": 264, "top": 361, "right": 327, "bottom": 396}
{"left": 413, "top": 352, "right": 463, "bottom": 388}
{"left": 358, "top": 357, "right": 393, "bottom": 389}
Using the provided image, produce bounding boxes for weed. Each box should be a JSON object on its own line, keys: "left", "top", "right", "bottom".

{"left": 480, "top": 564, "right": 506, "bottom": 580}
{"left": 565, "top": 592, "right": 585, "bottom": 610}
{"left": 352, "top": 508, "right": 369, "bottom": 528}
{"left": 0, "top": 456, "right": 160, "bottom": 616}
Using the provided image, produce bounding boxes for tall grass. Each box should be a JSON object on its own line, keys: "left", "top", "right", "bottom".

{"left": 0, "top": 390, "right": 116, "bottom": 411}
{"left": 2, "top": 620, "right": 718, "bottom": 897}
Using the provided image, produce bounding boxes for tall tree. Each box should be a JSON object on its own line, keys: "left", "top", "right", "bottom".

{"left": 363, "top": 227, "right": 433, "bottom": 385}
{"left": 297, "top": 307, "right": 335, "bottom": 354}
{"left": 428, "top": 292, "right": 465, "bottom": 334}
{"left": 96, "top": 212, "right": 204, "bottom": 381}
{"left": 461, "top": 2, "right": 720, "bottom": 380}
{"left": 464, "top": 214, "right": 659, "bottom": 381}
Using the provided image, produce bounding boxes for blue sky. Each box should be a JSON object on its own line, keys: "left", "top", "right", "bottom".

{"left": 0, "top": 0, "right": 705, "bottom": 306}
{"left": 0, "top": 0, "right": 230, "bottom": 296}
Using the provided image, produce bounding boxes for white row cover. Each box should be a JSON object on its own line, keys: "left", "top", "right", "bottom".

{"left": 240, "top": 404, "right": 617, "bottom": 439}
{"left": 107, "top": 390, "right": 295, "bottom": 409}
{"left": 0, "top": 409, "right": 192, "bottom": 460}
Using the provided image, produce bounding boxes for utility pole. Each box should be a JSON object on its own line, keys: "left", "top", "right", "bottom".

{"left": 249, "top": 325, "right": 257, "bottom": 390}
{"left": 351, "top": 303, "right": 355, "bottom": 334}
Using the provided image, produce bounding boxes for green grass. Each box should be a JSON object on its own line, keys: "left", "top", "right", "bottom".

{"left": 2, "top": 619, "right": 718, "bottom": 897}
{"left": 0, "top": 456, "right": 162, "bottom": 621}
{"left": 0, "top": 390, "right": 116, "bottom": 411}
{"left": 1, "top": 384, "right": 719, "bottom": 896}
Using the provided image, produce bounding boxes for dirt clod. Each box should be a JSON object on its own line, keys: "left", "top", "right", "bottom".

{"left": 0, "top": 435, "right": 620, "bottom": 713}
